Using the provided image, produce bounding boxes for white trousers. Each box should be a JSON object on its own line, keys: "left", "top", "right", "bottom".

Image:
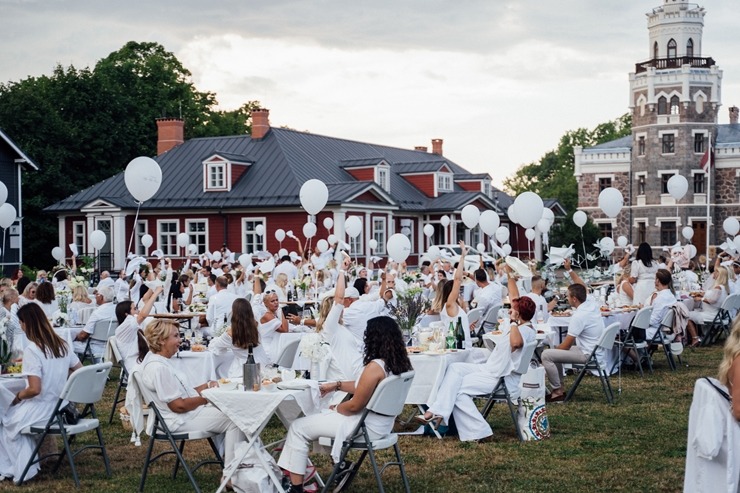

{"left": 427, "top": 362, "right": 500, "bottom": 442}
{"left": 541, "top": 347, "right": 589, "bottom": 390}
{"left": 169, "top": 405, "right": 243, "bottom": 467}
{"left": 277, "top": 411, "right": 345, "bottom": 475}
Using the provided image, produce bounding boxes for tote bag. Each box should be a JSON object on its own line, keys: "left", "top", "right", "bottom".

{"left": 517, "top": 364, "right": 550, "bottom": 441}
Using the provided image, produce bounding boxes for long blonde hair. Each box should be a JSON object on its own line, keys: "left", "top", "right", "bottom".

{"left": 430, "top": 280, "right": 447, "bottom": 314}
{"left": 715, "top": 266, "right": 731, "bottom": 295}
{"left": 616, "top": 265, "right": 632, "bottom": 287}
{"left": 315, "top": 297, "right": 334, "bottom": 333}
{"left": 719, "top": 317, "right": 740, "bottom": 387}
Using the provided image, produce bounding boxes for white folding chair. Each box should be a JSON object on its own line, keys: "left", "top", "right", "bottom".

{"left": 650, "top": 308, "right": 679, "bottom": 371}
{"left": 480, "top": 304, "right": 502, "bottom": 332}
{"left": 467, "top": 307, "right": 485, "bottom": 347}
{"left": 614, "top": 306, "right": 653, "bottom": 376}
{"left": 275, "top": 337, "right": 301, "bottom": 369}
{"left": 16, "top": 362, "right": 113, "bottom": 487}
{"left": 81, "top": 319, "right": 118, "bottom": 364}
{"left": 417, "top": 314, "right": 440, "bottom": 327}
{"left": 75, "top": 306, "right": 95, "bottom": 325}
{"left": 478, "top": 340, "right": 538, "bottom": 441}
{"left": 565, "top": 322, "right": 622, "bottom": 404}
{"left": 702, "top": 293, "right": 738, "bottom": 346}
{"left": 107, "top": 336, "right": 129, "bottom": 424}
{"left": 318, "top": 371, "right": 415, "bottom": 493}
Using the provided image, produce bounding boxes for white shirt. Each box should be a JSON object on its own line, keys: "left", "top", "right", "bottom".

{"left": 568, "top": 299, "right": 604, "bottom": 358}
{"left": 115, "top": 314, "right": 141, "bottom": 372}
{"left": 273, "top": 261, "right": 299, "bottom": 282}
{"left": 523, "top": 292, "right": 549, "bottom": 322}
{"left": 114, "top": 278, "right": 130, "bottom": 302}
{"left": 323, "top": 303, "right": 364, "bottom": 380}
{"left": 474, "top": 282, "right": 502, "bottom": 317}
{"left": 206, "top": 289, "right": 239, "bottom": 326}
{"left": 343, "top": 298, "right": 387, "bottom": 343}
{"left": 648, "top": 289, "right": 677, "bottom": 339}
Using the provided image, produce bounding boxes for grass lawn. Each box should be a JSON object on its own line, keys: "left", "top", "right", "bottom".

{"left": 0, "top": 345, "right": 720, "bottom": 493}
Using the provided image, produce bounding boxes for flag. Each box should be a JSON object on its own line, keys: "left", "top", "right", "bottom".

{"left": 700, "top": 146, "right": 713, "bottom": 174}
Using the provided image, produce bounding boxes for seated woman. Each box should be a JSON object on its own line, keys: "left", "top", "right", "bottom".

{"left": 438, "top": 242, "right": 472, "bottom": 349}
{"left": 69, "top": 285, "right": 96, "bottom": 313}
{"left": 258, "top": 291, "right": 289, "bottom": 361}
{"left": 719, "top": 317, "right": 740, "bottom": 420}
{"left": 686, "top": 265, "right": 730, "bottom": 347}
{"left": 417, "top": 297, "right": 537, "bottom": 442}
{"left": 34, "top": 281, "right": 57, "bottom": 318}
{"left": 615, "top": 265, "right": 634, "bottom": 307}
{"left": 0, "top": 288, "right": 21, "bottom": 351}
{"left": 0, "top": 303, "right": 82, "bottom": 482}
{"left": 18, "top": 282, "right": 37, "bottom": 308}
{"left": 114, "top": 285, "right": 163, "bottom": 373}
{"left": 209, "top": 298, "right": 270, "bottom": 375}
{"left": 277, "top": 316, "right": 412, "bottom": 492}
{"left": 138, "top": 319, "right": 244, "bottom": 471}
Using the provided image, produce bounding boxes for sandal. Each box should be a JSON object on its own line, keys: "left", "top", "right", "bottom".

{"left": 690, "top": 338, "right": 702, "bottom": 348}
{"left": 413, "top": 414, "right": 442, "bottom": 426}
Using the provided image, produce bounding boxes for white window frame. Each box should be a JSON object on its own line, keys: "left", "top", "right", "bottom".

{"left": 208, "top": 163, "right": 227, "bottom": 190}
{"left": 634, "top": 171, "right": 647, "bottom": 196}
{"left": 186, "top": 219, "right": 209, "bottom": 255}
{"left": 72, "top": 221, "right": 86, "bottom": 255}
{"left": 242, "top": 218, "right": 266, "bottom": 254}
{"left": 437, "top": 173, "right": 453, "bottom": 193}
{"left": 691, "top": 129, "right": 709, "bottom": 155}
{"left": 401, "top": 220, "right": 415, "bottom": 254}
{"left": 658, "top": 130, "right": 677, "bottom": 155}
{"left": 136, "top": 220, "right": 148, "bottom": 256}
{"left": 482, "top": 181, "right": 491, "bottom": 198}
{"left": 372, "top": 217, "right": 387, "bottom": 255}
{"left": 376, "top": 164, "right": 390, "bottom": 192}
{"left": 348, "top": 216, "right": 364, "bottom": 256}
{"left": 157, "top": 220, "right": 179, "bottom": 256}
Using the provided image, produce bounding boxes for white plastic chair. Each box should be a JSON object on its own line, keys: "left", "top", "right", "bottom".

{"left": 107, "top": 336, "right": 129, "bottom": 424}
{"left": 81, "top": 319, "right": 118, "bottom": 364}
{"left": 275, "top": 337, "right": 301, "bottom": 369}
{"left": 565, "top": 322, "right": 622, "bottom": 404}
{"left": 417, "top": 313, "right": 440, "bottom": 327}
{"left": 318, "top": 370, "right": 415, "bottom": 493}
{"left": 75, "top": 306, "right": 96, "bottom": 325}
{"left": 16, "top": 362, "right": 113, "bottom": 487}
{"left": 615, "top": 306, "right": 653, "bottom": 376}
{"left": 650, "top": 308, "right": 679, "bottom": 371}
{"left": 481, "top": 304, "right": 502, "bottom": 331}
{"left": 702, "top": 293, "right": 739, "bottom": 346}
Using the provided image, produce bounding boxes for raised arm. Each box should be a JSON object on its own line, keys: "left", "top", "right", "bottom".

{"left": 563, "top": 258, "right": 586, "bottom": 288}
{"left": 446, "top": 241, "right": 467, "bottom": 313}
{"left": 505, "top": 264, "right": 521, "bottom": 299}
{"left": 138, "top": 286, "right": 164, "bottom": 324}
{"left": 334, "top": 253, "right": 351, "bottom": 305}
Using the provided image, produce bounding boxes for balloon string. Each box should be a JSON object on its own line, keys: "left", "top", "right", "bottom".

{"left": 126, "top": 202, "right": 143, "bottom": 258}
{"left": 580, "top": 227, "right": 589, "bottom": 270}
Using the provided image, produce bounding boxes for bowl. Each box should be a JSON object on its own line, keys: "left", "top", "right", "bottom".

{"left": 262, "top": 382, "right": 277, "bottom": 392}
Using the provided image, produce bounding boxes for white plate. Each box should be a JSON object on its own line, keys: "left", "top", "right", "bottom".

{"left": 277, "top": 380, "right": 312, "bottom": 390}
{"left": 0, "top": 373, "right": 25, "bottom": 379}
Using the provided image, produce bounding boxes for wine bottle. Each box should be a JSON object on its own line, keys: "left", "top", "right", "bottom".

{"left": 455, "top": 316, "right": 465, "bottom": 350}
{"left": 445, "top": 322, "right": 456, "bottom": 350}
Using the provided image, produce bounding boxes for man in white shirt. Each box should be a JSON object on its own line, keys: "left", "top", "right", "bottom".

{"left": 96, "top": 271, "right": 114, "bottom": 290}
{"left": 342, "top": 273, "right": 392, "bottom": 343}
{"left": 273, "top": 255, "right": 299, "bottom": 282}
{"left": 73, "top": 286, "right": 117, "bottom": 358}
{"left": 541, "top": 283, "right": 604, "bottom": 402}
{"left": 206, "top": 276, "right": 239, "bottom": 329}
{"left": 113, "top": 269, "right": 130, "bottom": 302}
{"left": 472, "top": 269, "right": 502, "bottom": 328}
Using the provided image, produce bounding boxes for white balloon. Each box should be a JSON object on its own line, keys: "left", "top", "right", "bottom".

{"left": 188, "top": 244, "right": 198, "bottom": 255}
{"left": 682, "top": 227, "right": 694, "bottom": 241}
{"left": 299, "top": 179, "right": 329, "bottom": 215}
{"left": 275, "top": 229, "right": 286, "bottom": 242}
{"left": 51, "top": 246, "right": 63, "bottom": 261}
{"left": 476, "top": 242, "right": 486, "bottom": 253}
{"left": 479, "top": 210, "right": 500, "bottom": 235}
{"left": 617, "top": 236, "right": 628, "bottom": 248}
{"left": 89, "top": 229, "right": 106, "bottom": 250}
{"left": 502, "top": 244, "right": 512, "bottom": 256}
{"left": 387, "top": 233, "right": 411, "bottom": 262}
{"left": 507, "top": 204, "right": 518, "bottom": 225}
{"left": 124, "top": 156, "right": 162, "bottom": 203}
{"left": 0, "top": 182, "right": 7, "bottom": 205}
{"left": 598, "top": 187, "right": 624, "bottom": 218}
{"left": 0, "top": 203, "right": 15, "bottom": 229}
{"left": 734, "top": 236, "right": 740, "bottom": 254}
{"left": 724, "top": 217, "right": 740, "bottom": 236}
{"left": 141, "top": 234, "right": 153, "bottom": 248}
{"left": 345, "top": 216, "right": 362, "bottom": 238}
{"left": 368, "top": 239, "right": 378, "bottom": 250}
{"left": 427, "top": 245, "right": 441, "bottom": 261}
{"left": 536, "top": 218, "right": 550, "bottom": 234}
{"left": 238, "top": 253, "right": 251, "bottom": 268}
{"left": 316, "top": 239, "right": 329, "bottom": 253}
{"left": 327, "top": 234, "right": 338, "bottom": 245}
{"left": 423, "top": 224, "right": 435, "bottom": 237}
{"left": 514, "top": 192, "right": 544, "bottom": 229}
{"left": 495, "top": 226, "right": 510, "bottom": 244}
{"left": 440, "top": 215, "right": 450, "bottom": 228}
{"left": 323, "top": 217, "right": 333, "bottom": 231}
{"left": 667, "top": 175, "right": 689, "bottom": 201}
{"left": 525, "top": 228, "right": 536, "bottom": 241}
{"left": 303, "top": 222, "right": 317, "bottom": 239}
{"left": 176, "top": 232, "right": 189, "bottom": 248}
{"left": 255, "top": 224, "right": 265, "bottom": 236}
{"left": 600, "top": 237, "right": 615, "bottom": 255}
{"left": 278, "top": 248, "right": 288, "bottom": 257}
{"left": 573, "top": 210, "right": 588, "bottom": 228}
{"left": 461, "top": 204, "right": 480, "bottom": 229}
{"left": 212, "top": 251, "right": 222, "bottom": 261}
{"left": 687, "top": 244, "right": 697, "bottom": 258}
{"left": 541, "top": 208, "right": 555, "bottom": 226}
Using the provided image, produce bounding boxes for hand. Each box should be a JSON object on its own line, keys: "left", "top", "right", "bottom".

{"left": 458, "top": 240, "right": 468, "bottom": 256}
{"left": 319, "top": 382, "right": 336, "bottom": 397}
{"left": 564, "top": 258, "right": 572, "bottom": 271}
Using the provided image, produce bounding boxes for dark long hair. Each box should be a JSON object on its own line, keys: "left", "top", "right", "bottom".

{"left": 636, "top": 242, "right": 653, "bottom": 267}
{"left": 17, "top": 303, "right": 68, "bottom": 358}
{"left": 363, "top": 316, "right": 412, "bottom": 375}
{"left": 231, "top": 298, "right": 260, "bottom": 349}
{"left": 116, "top": 300, "right": 149, "bottom": 363}
{"left": 35, "top": 281, "right": 55, "bottom": 304}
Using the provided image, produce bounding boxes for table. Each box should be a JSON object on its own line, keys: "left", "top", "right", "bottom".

{"left": 406, "top": 350, "right": 471, "bottom": 405}
{"left": 0, "top": 375, "right": 27, "bottom": 417}
{"left": 152, "top": 312, "right": 203, "bottom": 332}
{"left": 204, "top": 383, "right": 320, "bottom": 493}
{"left": 172, "top": 350, "right": 216, "bottom": 383}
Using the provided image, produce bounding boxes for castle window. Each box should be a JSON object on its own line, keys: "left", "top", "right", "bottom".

{"left": 638, "top": 222, "right": 646, "bottom": 244}
{"left": 670, "top": 96, "right": 680, "bottom": 115}
{"left": 686, "top": 38, "right": 694, "bottom": 57}
{"left": 658, "top": 96, "right": 668, "bottom": 115}
{"left": 667, "top": 39, "right": 677, "bottom": 59}
{"left": 598, "top": 223, "right": 613, "bottom": 238}
{"left": 694, "top": 174, "right": 705, "bottom": 194}
{"left": 653, "top": 41, "right": 659, "bottom": 60}
{"left": 598, "top": 177, "right": 612, "bottom": 191}
{"left": 661, "top": 173, "right": 675, "bottom": 194}
{"left": 660, "top": 221, "right": 677, "bottom": 245}
{"left": 638, "top": 136, "right": 645, "bottom": 156}
{"left": 662, "top": 134, "right": 675, "bottom": 154}
{"left": 694, "top": 134, "right": 705, "bottom": 153}
{"left": 638, "top": 175, "right": 646, "bottom": 195}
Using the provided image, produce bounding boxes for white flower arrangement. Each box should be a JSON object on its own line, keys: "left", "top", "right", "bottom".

{"left": 51, "top": 310, "right": 69, "bottom": 327}
{"left": 298, "top": 333, "right": 329, "bottom": 363}
{"left": 68, "top": 275, "right": 89, "bottom": 290}
{"left": 0, "top": 317, "right": 11, "bottom": 366}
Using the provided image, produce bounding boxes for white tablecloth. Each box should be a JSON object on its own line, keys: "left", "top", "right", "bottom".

{"left": 172, "top": 351, "right": 216, "bottom": 384}
{"left": 0, "top": 376, "right": 27, "bottom": 417}
{"left": 406, "top": 350, "right": 471, "bottom": 405}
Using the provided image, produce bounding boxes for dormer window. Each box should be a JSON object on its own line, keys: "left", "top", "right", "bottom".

{"left": 376, "top": 163, "right": 390, "bottom": 192}
{"left": 208, "top": 163, "right": 226, "bottom": 189}
{"left": 202, "top": 153, "right": 252, "bottom": 192}
{"left": 482, "top": 181, "right": 491, "bottom": 198}
{"left": 437, "top": 173, "right": 453, "bottom": 193}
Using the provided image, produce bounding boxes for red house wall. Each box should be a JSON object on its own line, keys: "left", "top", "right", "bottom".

{"left": 456, "top": 180, "right": 480, "bottom": 192}
{"left": 346, "top": 168, "right": 374, "bottom": 181}
{"left": 402, "top": 174, "right": 435, "bottom": 197}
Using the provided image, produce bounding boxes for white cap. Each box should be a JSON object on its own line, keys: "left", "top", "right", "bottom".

{"left": 344, "top": 287, "right": 360, "bottom": 299}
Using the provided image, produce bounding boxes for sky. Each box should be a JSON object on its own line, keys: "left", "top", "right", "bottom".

{"left": 1, "top": 0, "right": 739, "bottom": 190}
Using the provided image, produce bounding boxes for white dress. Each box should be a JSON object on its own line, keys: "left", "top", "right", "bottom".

{"left": 439, "top": 303, "right": 472, "bottom": 349}
{"left": 0, "top": 342, "right": 79, "bottom": 480}
{"left": 631, "top": 260, "right": 658, "bottom": 306}
{"left": 616, "top": 280, "right": 634, "bottom": 307}
{"left": 115, "top": 314, "right": 142, "bottom": 373}
{"left": 208, "top": 332, "right": 270, "bottom": 378}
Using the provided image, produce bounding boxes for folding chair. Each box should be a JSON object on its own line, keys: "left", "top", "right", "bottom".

{"left": 480, "top": 304, "right": 502, "bottom": 332}
{"left": 130, "top": 371, "right": 223, "bottom": 493}
{"left": 107, "top": 336, "right": 129, "bottom": 424}
{"left": 478, "top": 339, "right": 537, "bottom": 441}
{"left": 274, "top": 337, "right": 301, "bottom": 369}
{"left": 75, "top": 306, "right": 96, "bottom": 326}
{"left": 417, "top": 313, "right": 440, "bottom": 327}
{"left": 81, "top": 319, "right": 118, "bottom": 364}
{"left": 16, "top": 362, "right": 113, "bottom": 487}
{"left": 649, "top": 309, "right": 679, "bottom": 371}
{"left": 319, "top": 371, "right": 415, "bottom": 493}
{"left": 701, "top": 293, "right": 738, "bottom": 346}
{"left": 614, "top": 307, "right": 653, "bottom": 377}
{"left": 565, "top": 322, "right": 621, "bottom": 404}
{"left": 467, "top": 307, "right": 485, "bottom": 347}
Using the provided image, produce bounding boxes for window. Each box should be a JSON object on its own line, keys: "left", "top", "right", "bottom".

{"left": 670, "top": 96, "right": 680, "bottom": 115}
{"left": 638, "top": 136, "right": 645, "bottom": 156}
{"left": 73, "top": 221, "right": 86, "bottom": 255}
{"left": 348, "top": 216, "right": 364, "bottom": 255}
{"left": 638, "top": 175, "right": 646, "bottom": 195}
{"left": 653, "top": 41, "right": 659, "bottom": 60}
{"left": 136, "top": 221, "right": 147, "bottom": 256}
{"left": 686, "top": 38, "right": 694, "bottom": 57}
{"left": 598, "top": 177, "right": 612, "bottom": 191}
{"left": 187, "top": 220, "right": 208, "bottom": 255}
{"left": 469, "top": 226, "right": 482, "bottom": 247}
{"left": 667, "top": 38, "right": 677, "bottom": 59}
{"left": 598, "top": 223, "right": 613, "bottom": 238}
{"left": 657, "top": 96, "right": 668, "bottom": 115}
{"left": 661, "top": 173, "right": 675, "bottom": 194}
{"left": 242, "top": 219, "right": 265, "bottom": 253}
{"left": 638, "top": 222, "right": 646, "bottom": 244}
{"left": 207, "top": 163, "right": 226, "bottom": 189}
{"left": 662, "top": 134, "right": 675, "bottom": 154}
{"left": 483, "top": 181, "right": 491, "bottom": 198}
{"left": 694, "top": 174, "right": 705, "bottom": 194}
{"left": 694, "top": 134, "right": 705, "bottom": 153}
{"left": 377, "top": 167, "right": 389, "bottom": 192}
{"left": 372, "top": 217, "right": 386, "bottom": 255}
{"left": 157, "top": 220, "right": 179, "bottom": 256}
{"left": 437, "top": 173, "right": 452, "bottom": 192}
{"left": 660, "top": 221, "right": 677, "bottom": 245}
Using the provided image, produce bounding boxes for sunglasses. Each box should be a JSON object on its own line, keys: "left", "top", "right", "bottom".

{"left": 264, "top": 289, "right": 277, "bottom": 295}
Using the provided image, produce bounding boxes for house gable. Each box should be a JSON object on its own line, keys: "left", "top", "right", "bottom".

{"left": 202, "top": 153, "right": 253, "bottom": 193}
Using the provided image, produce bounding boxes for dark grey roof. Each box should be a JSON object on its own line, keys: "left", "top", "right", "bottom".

{"left": 455, "top": 173, "right": 491, "bottom": 180}
{"left": 425, "top": 191, "right": 497, "bottom": 213}
{"left": 46, "top": 127, "right": 512, "bottom": 214}
{"left": 339, "top": 157, "right": 385, "bottom": 168}
{"left": 585, "top": 135, "right": 632, "bottom": 151}
{"left": 717, "top": 124, "right": 740, "bottom": 147}
{"left": 325, "top": 182, "right": 395, "bottom": 205}
{"left": 205, "top": 150, "right": 254, "bottom": 163}
{"left": 394, "top": 161, "right": 449, "bottom": 173}
{"left": 543, "top": 199, "right": 568, "bottom": 215}
{"left": 0, "top": 128, "right": 39, "bottom": 170}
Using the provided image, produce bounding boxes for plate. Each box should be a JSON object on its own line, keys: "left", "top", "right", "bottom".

{"left": 0, "top": 373, "right": 25, "bottom": 379}
{"left": 277, "top": 380, "right": 312, "bottom": 390}
{"left": 422, "top": 350, "right": 446, "bottom": 355}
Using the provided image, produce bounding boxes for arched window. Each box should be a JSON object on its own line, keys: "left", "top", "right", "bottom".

{"left": 670, "top": 96, "right": 680, "bottom": 115}
{"left": 667, "top": 39, "right": 677, "bottom": 59}
{"left": 653, "top": 41, "right": 659, "bottom": 60}
{"left": 686, "top": 38, "right": 694, "bottom": 57}
{"left": 658, "top": 96, "right": 668, "bottom": 115}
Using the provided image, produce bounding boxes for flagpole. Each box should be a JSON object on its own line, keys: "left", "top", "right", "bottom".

{"left": 705, "top": 131, "right": 712, "bottom": 272}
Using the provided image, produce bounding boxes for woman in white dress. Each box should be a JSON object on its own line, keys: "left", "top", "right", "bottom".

{"left": 33, "top": 282, "right": 57, "bottom": 318}
{"left": 114, "top": 285, "right": 163, "bottom": 373}
{"left": 277, "top": 316, "right": 413, "bottom": 492}
{"left": 615, "top": 266, "right": 634, "bottom": 307}
{"left": 258, "top": 291, "right": 289, "bottom": 362}
{"left": 17, "top": 282, "right": 38, "bottom": 308}
{"left": 69, "top": 285, "right": 96, "bottom": 313}
{"left": 686, "top": 266, "right": 730, "bottom": 347}
{"left": 0, "top": 303, "right": 81, "bottom": 482}
{"left": 438, "top": 241, "right": 472, "bottom": 349}
{"left": 209, "top": 298, "right": 270, "bottom": 376}
{"left": 630, "top": 243, "right": 658, "bottom": 306}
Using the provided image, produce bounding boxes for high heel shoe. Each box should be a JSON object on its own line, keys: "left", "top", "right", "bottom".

{"left": 689, "top": 338, "right": 702, "bottom": 348}
{"left": 414, "top": 414, "right": 442, "bottom": 426}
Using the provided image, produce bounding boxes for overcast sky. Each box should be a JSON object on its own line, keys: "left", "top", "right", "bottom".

{"left": 2, "top": 0, "right": 738, "bottom": 189}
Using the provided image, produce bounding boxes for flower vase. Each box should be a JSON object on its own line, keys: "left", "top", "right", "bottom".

{"left": 310, "top": 359, "right": 327, "bottom": 381}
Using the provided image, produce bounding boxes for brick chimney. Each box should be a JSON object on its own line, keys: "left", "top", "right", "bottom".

{"left": 431, "top": 138, "right": 443, "bottom": 155}
{"left": 251, "top": 108, "right": 271, "bottom": 140}
{"left": 156, "top": 118, "right": 184, "bottom": 155}
{"left": 730, "top": 106, "right": 739, "bottom": 125}
{"left": 414, "top": 146, "right": 428, "bottom": 152}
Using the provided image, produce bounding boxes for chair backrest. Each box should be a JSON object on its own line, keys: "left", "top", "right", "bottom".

{"left": 76, "top": 306, "right": 96, "bottom": 325}
{"left": 418, "top": 314, "right": 440, "bottom": 327}
{"left": 513, "top": 339, "right": 538, "bottom": 376}
{"left": 484, "top": 305, "right": 502, "bottom": 325}
{"left": 660, "top": 308, "right": 675, "bottom": 331}
{"left": 91, "top": 319, "right": 118, "bottom": 342}
{"left": 245, "top": 292, "right": 253, "bottom": 303}
{"left": 366, "top": 370, "right": 415, "bottom": 417}
{"left": 721, "top": 293, "right": 740, "bottom": 311}
{"left": 630, "top": 306, "right": 653, "bottom": 330}
{"left": 275, "top": 337, "right": 301, "bottom": 368}
{"left": 467, "top": 307, "right": 485, "bottom": 326}
{"left": 61, "top": 362, "right": 112, "bottom": 404}
{"left": 597, "top": 322, "right": 622, "bottom": 351}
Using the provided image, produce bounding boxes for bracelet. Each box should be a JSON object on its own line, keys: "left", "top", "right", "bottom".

{"left": 335, "top": 381, "right": 341, "bottom": 391}
{"left": 566, "top": 269, "right": 573, "bottom": 274}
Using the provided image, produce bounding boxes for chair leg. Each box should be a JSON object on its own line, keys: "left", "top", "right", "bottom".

{"left": 366, "top": 446, "right": 385, "bottom": 493}
{"left": 564, "top": 367, "right": 587, "bottom": 403}
{"left": 108, "top": 378, "right": 125, "bottom": 424}
{"left": 15, "top": 431, "right": 48, "bottom": 486}
{"left": 603, "top": 370, "right": 614, "bottom": 403}
{"left": 139, "top": 433, "right": 157, "bottom": 492}
{"left": 393, "top": 442, "right": 411, "bottom": 493}
{"left": 167, "top": 439, "right": 200, "bottom": 493}
{"left": 598, "top": 370, "right": 611, "bottom": 404}
{"left": 505, "top": 397, "right": 523, "bottom": 442}
{"left": 96, "top": 424, "right": 112, "bottom": 477}
{"left": 206, "top": 437, "right": 224, "bottom": 466}
{"left": 172, "top": 440, "right": 186, "bottom": 479}
{"left": 59, "top": 426, "right": 81, "bottom": 488}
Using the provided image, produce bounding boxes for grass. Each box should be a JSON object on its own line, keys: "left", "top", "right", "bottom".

{"left": 0, "top": 346, "right": 721, "bottom": 493}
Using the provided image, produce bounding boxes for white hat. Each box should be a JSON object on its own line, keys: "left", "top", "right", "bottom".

{"left": 344, "top": 287, "right": 360, "bottom": 298}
